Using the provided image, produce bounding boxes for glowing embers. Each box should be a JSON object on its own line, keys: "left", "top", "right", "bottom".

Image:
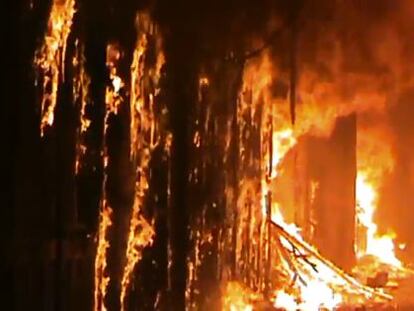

{"left": 35, "top": 0, "right": 76, "bottom": 136}
{"left": 94, "top": 203, "right": 112, "bottom": 311}
{"left": 356, "top": 173, "right": 401, "bottom": 267}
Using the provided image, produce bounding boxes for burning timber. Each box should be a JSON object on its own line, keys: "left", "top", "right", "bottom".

{"left": 13, "top": 1, "right": 414, "bottom": 310}
{"left": 269, "top": 219, "right": 392, "bottom": 305}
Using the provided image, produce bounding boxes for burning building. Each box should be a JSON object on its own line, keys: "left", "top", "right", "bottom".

{"left": 10, "top": 0, "right": 414, "bottom": 310}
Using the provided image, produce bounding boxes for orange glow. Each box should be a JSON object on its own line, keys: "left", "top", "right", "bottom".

{"left": 270, "top": 129, "right": 296, "bottom": 178}
{"left": 232, "top": 51, "right": 395, "bottom": 310}
{"left": 199, "top": 76, "right": 209, "bottom": 87}
{"left": 120, "top": 16, "right": 163, "bottom": 309}
{"left": 222, "top": 282, "right": 260, "bottom": 311}
{"left": 355, "top": 121, "right": 403, "bottom": 269}
{"left": 356, "top": 173, "right": 401, "bottom": 267}
{"left": 270, "top": 202, "right": 392, "bottom": 309}
{"left": 35, "top": 0, "right": 76, "bottom": 136}
{"left": 129, "top": 32, "right": 148, "bottom": 161}
{"left": 94, "top": 42, "right": 125, "bottom": 311}
{"left": 120, "top": 208, "right": 154, "bottom": 311}
{"left": 105, "top": 44, "right": 124, "bottom": 117}
{"left": 73, "top": 41, "right": 91, "bottom": 174}
{"left": 94, "top": 204, "right": 112, "bottom": 311}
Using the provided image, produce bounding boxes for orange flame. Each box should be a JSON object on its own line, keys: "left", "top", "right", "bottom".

{"left": 119, "top": 16, "right": 163, "bottom": 309}
{"left": 120, "top": 201, "right": 154, "bottom": 311}
{"left": 93, "top": 43, "right": 126, "bottom": 311}
{"left": 233, "top": 50, "right": 395, "bottom": 309}
{"left": 105, "top": 44, "right": 124, "bottom": 117}
{"left": 356, "top": 173, "right": 400, "bottom": 267}
{"left": 35, "top": 0, "right": 76, "bottom": 136}
{"left": 222, "top": 282, "right": 260, "bottom": 311}
{"left": 94, "top": 203, "right": 112, "bottom": 311}
{"left": 73, "top": 41, "right": 91, "bottom": 174}
{"left": 355, "top": 119, "right": 402, "bottom": 268}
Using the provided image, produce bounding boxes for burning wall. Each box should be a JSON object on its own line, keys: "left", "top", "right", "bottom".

{"left": 14, "top": 0, "right": 414, "bottom": 310}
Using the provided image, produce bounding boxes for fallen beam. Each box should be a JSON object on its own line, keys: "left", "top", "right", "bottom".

{"left": 269, "top": 219, "right": 393, "bottom": 302}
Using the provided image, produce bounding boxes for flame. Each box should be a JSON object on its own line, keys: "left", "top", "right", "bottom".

{"left": 73, "top": 41, "right": 91, "bottom": 174}
{"left": 274, "top": 290, "right": 298, "bottom": 311}
{"left": 94, "top": 204, "right": 112, "bottom": 311}
{"left": 119, "top": 15, "right": 163, "bottom": 309}
{"left": 129, "top": 33, "right": 147, "bottom": 161}
{"left": 270, "top": 202, "right": 393, "bottom": 310}
{"left": 120, "top": 202, "right": 155, "bottom": 311}
{"left": 270, "top": 129, "right": 297, "bottom": 178}
{"left": 234, "top": 50, "right": 395, "bottom": 310}
{"left": 260, "top": 103, "right": 352, "bottom": 310}
{"left": 270, "top": 203, "right": 345, "bottom": 310}
{"left": 35, "top": 0, "right": 76, "bottom": 136}
{"left": 94, "top": 43, "right": 126, "bottom": 311}
{"left": 222, "top": 282, "right": 259, "bottom": 311}
{"left": 274, "top": 281, "right": 342, "bottom": 311}
{"left": 119, "top": 34, "right": 155, "bottom": 308}
{"left": 356, "top": 173, "right": 401, "bottom": 267}
{"left": 355, "top": 120, "right": 402, "bottom": 269}
{"left": 105, "top": 44, "right": 124, "bottom": 117}
{"left": 199, "top": 76, "right": 209, "bottom": 87}
{"left": 74, "top": 43, "right": 90, "bottom": 133}
{"left": 264, "top": 104, "right": 393, "bottom": 310}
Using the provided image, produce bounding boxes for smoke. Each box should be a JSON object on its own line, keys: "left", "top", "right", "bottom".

{"left": 242, "top": 0, "right": 414, "bottom": 261}
{"left": 291, "top": 0, "right": 414, "bottom": 261}
{"left": 381, "top": 87, "right": 414, "bottom": 261}
{"left": 250, "top": 0, "right": 414, "bottom": 137}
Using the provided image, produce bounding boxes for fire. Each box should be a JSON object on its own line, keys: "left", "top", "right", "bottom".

{"left": 105, "top": 44, "right": 124, "bottom": 116}
{"left": 234, "top": 50, "right": 396, "bottom": 310}
{"left": 94, "top": 43, "right": 125, "bottom": 311}
{"left": 120, "top": 206, "right": 154, "bottom": 311}
{"left": 262, "top": 114, "right": 352, "bottom": 310}
{"left": 274, "top": 290, "right": 298, "bottom": 311}
{"left": 271, "top": 203, "right": 392, "bottom": 310}
{"left": 73, "top": 41, "right": 91, "bottom": 174}
{"left": 119, "top": 14, "right": 162, "bottom": 309}
{"left": 356, "top": 173, "right": 401, "bottom": 267}
{"left": 274, "top": 281, "right": 342, "bottom": 311}
{"left": 270, "top": 129, "right": 296, "bottom": 178}
{"left": 35, "top": 0, "right": 76, "bottom": 136}
{"left": 72, "top": 41, "right": 91, "bottom": 133}
{"left": 222, "top": 282, "right": 260, "bottom": 311}
{"left": 94, "top": 204, "right": 112, "bottom": 311}
{"left": 129, "top": 32, "right": 147, "bottom": 160}
{"left": 199, "top": 76, "right": 209, "bottom": 87}
{"left": 355, "top": 119, "right": 403, "bottom": 269}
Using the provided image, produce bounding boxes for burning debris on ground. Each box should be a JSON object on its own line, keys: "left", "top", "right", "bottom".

{"left": 10, "top": 0, "right": 414, "bottom": 310}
